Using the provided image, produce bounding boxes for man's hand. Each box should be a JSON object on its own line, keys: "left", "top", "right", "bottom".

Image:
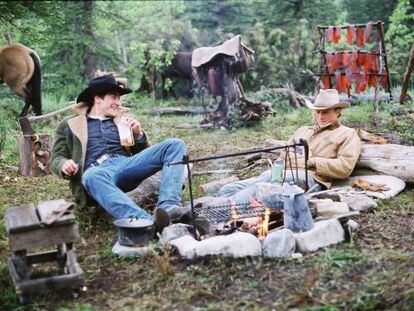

{"left": 123, "top": 116, "right": 143, "bottom": 137}
{"left": 307, "top": 158, "right": 316, "bottom": 168}
{"left": 62, "top": 159, "right": 79, "bottom": 176}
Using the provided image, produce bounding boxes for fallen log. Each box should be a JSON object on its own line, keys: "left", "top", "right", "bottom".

{"left": 267, "top": 88, "right": 308, "bottom": 108}
{"left": 304, "top": 93, "right": 393, "bottom": 104}
{"left": 259, "top": 139, "right": 414, "bottom": 183}
{"left": 144, "top": 107, "right": 204, "bottom": 116}
{"left": 357, "top": 144, "right": 414, "bottom": 183}
{"left": 197, "top": 175, "right": 239, "bottom": 195}
{"left": 192, "top": 169, "right": 236, "bottom": 176}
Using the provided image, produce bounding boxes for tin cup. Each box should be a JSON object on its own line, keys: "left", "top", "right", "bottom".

{"left": 271, "top": 164, "right": 283, "bottom": 183}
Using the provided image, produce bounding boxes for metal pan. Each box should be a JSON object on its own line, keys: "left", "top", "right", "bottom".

{"left": 113, "top": 218, "right": 155, "bottom": 246}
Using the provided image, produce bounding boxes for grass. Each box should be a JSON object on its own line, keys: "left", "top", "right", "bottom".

{"left": 0, "top": 93, "right": 413, "bottom": 310}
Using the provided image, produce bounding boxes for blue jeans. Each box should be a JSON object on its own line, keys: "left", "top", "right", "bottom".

{"left": 82, "top": 138, "right": 186, "bottom": 220}
{"left": 218, "top": 169, "right": 322, "bottom": 204}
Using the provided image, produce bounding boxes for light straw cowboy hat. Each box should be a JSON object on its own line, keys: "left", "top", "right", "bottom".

{"left": 305, "top": 89, "right": 351, "bottom": 110}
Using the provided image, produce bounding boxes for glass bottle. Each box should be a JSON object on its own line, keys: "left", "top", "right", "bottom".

{"left": 118, "top": 117, "right": 135, "bottom": 147}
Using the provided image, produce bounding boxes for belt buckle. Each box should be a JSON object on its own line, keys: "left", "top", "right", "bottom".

{"left": 96, "top": 154, "right": 109, "bottom": 165}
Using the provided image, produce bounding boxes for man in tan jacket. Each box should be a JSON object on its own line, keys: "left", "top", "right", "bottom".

{"left": 219, "top": 89, "right": 361, "bottom": 201}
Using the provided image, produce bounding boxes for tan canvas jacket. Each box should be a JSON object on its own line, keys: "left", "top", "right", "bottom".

{"left": 286, "top": 121, "right": 361, "bottom": 189}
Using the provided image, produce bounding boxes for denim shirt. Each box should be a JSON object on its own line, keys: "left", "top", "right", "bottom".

{"left": 84, "top": 116, "right": 128, "bottom": 169}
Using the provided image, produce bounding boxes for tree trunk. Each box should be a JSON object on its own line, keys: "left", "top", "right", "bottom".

{"left": 17, "top": 134, "right": 52, "bottom": 176}
{"left": 83, "top": 1, "right": 96, "bottom": 79}
{"left": 399, "top": 42, "right": 414, "bottom": 103}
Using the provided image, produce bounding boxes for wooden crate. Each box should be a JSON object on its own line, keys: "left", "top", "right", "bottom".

{"left": 5, "top": 199, "right": 84, "bottom": 303}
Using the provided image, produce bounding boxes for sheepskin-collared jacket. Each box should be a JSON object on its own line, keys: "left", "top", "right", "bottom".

{"left": 286, "top": 120, "right": 361, "bottom": 189}
{"left": 50, "top": 103, "right": 149, "bottom": 208}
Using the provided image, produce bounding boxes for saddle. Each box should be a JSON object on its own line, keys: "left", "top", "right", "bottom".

{"left": 192, "top": 35, "right": 254, "bottom": 73}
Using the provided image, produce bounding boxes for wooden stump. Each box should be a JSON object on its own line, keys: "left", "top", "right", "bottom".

{"left": 17, "top": 134, "right": 52, "bottom": 176}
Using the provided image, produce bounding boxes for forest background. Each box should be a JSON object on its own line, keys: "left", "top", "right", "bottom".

{"left": 0, "top": 0, "right": 412, "bottom": 105}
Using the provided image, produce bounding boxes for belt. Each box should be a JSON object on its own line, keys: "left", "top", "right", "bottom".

{"left": 87, "top": 153, "right": 122, "bottom": 170}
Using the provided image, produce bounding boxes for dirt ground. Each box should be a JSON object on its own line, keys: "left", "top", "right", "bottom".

{"left": 0, "top": 100, "right": 413, "bottom": 310}
{"left": 1, "top": 161, "right": 413, "bottom": 311}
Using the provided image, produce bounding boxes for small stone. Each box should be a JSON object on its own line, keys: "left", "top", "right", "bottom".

{"left": 112, "top": 241, "right": 150, "bottom": 257}
{"left": 169, "top": 235, "right": 199, "bottom": 259}
{"left": 346, "top": 219, "right": 358, "bottom": 231}
{"left": 294, "top": 218, "right": 345, "bottom": 252}
{"left": 291, "top": 253, "right": 303, "bottom": 259}
{"left": 262, "top": 229, "right": 296, "bottom": 258}
{"left": 159, "top": 224, "right": 192, "bottom": 244}
{"left": 316, "top": 201, "right": 349, "bottom": 217}
{"left": 340, "top": 194, "right": 378, "bottom": 211}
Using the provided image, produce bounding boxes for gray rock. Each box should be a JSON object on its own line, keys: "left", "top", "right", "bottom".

{"left": 340, "top": 193, "right": 378, "bottom": 211}
{"left": 346, "top": 219, "right": 358, "bottom": 231}
{"left": 294, "top": 218, "right": 345, "bottom": 252}
{"left": 195, "top": 232, "right": 262, "bottom": 258}
{"left": 112, "top": 241, "right": 150, "bottom": 257}
{"left": 169, "top": 235, "right": 200, "bottom": 259}
{"left": 262, "top": 229, "right": 296, "bottom": 258}
{"left": 291, "top": 253, "right": 303, "bottom": 259}
{"left": 159, "top": 224, "right": 192, "bottom": 244}
{"left": 313, "top": 201, "right": 350, "bottom": 217}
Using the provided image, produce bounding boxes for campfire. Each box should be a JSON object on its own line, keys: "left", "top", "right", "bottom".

{"left": 168, "top": 140, "right": 313, "bottom": 240}
{"left": 194, "top": 197, "right": 284, "bottom": 238}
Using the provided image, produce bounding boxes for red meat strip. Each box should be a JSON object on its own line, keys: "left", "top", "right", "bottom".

{"left": 364, "top": 21, "right": 373, "bottom": 43}
{"left": 322, "top": 75, "right": 331, "bottom": 89}
{"left": 347, "top": 25, "right": 355, "bottom": 45}
{"left": 357, "top": 52, "right": 366, "bottom": 67}
{"left": 325, "top": 53, "right": 334, "bottom": 73}
{"left": 368, "top": 74, "right": 377, "bottom": 88}
{"left": 351, "top": 50, "right": 358, "bottom": 69}
{"left": 342, "top": 51, "right": 350, "bottom": 67}
{"left": 360, "top": 70, "right": 367, "bottom": 92}
{"left": 356, "top": 26, "right": 364, "bottom": 47}
{"left": 371, "top": 53, "right": 379, "bottom": 72}
{"left": 332, "top": 52, "right": 340, "bottom": 70}
{"left": 327, "top": 26, "right": 334, "bottom": 43}
{"left": 333, "top": 25, "right": 341, "bottom": 44}
{"left": 363, "top": 53, "right": 372, "bottom": 72}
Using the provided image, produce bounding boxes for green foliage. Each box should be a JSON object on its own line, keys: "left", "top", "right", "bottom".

{"left": 386, "top": 0, "right": 414, "bottom": 83}
{"left": 342, "top": 0, "right": 398, "bottom": 30}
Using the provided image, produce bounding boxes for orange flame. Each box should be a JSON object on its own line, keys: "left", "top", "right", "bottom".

{"left": 230, "top": 201, "right": 239, "bottom": 225}
{"left": 250, "top": 197, "right": 270, "bottom": 237}
{"left": 262, "top": 208, "right": 270, "bottom": 236}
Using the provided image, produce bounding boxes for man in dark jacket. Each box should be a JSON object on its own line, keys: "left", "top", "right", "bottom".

{"left": 51, "top": 75, "right": 189, "bottom": 229}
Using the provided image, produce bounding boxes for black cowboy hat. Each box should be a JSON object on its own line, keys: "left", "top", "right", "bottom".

{"left": 76, "top": 75, "right": 132, "bottom": 103}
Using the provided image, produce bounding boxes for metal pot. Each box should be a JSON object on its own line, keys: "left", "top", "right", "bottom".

{"left": 113, "top": 218, "right": 155, "bottom": 246}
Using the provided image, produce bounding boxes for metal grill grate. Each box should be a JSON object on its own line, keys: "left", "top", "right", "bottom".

{"left": 194, "top": 201, "right": 283, "bottom": 223}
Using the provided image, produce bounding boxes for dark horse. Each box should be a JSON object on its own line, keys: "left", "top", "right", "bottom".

{"left": 0, "top": 44, "right": 42, "bottom": 117}
{"left": 162, "top": 51, "right": 193, "bottom": 98}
